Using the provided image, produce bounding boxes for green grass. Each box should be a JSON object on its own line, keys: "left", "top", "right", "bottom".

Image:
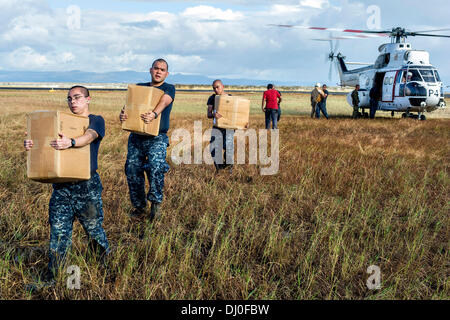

{"left": 0, "top": 89, "right": 448, "bottom": 299}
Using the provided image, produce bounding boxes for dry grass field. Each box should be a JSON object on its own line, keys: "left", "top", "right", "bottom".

{"left": 0, "top": 89, "right": 448, "bottom": 300}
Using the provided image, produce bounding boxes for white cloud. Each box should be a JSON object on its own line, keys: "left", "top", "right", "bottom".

{"left": 300, "top": 0, "right": 329, "bottom": 9}
{"left": 271, "top": 4, "right": 303, "bottom": 14}
{"left": 7, "top": 46, "right": 49, "bottom": 69}
{"left": 1, "top": 0, "right": 450, "bottom": 85}
{"left": 181, "top": 5, "right": 244, "bottom": 21}
{"left": 61, "top": 52, "right": 75, "bottom": 63}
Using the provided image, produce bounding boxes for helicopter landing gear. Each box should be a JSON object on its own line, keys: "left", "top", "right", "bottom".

{"left": 402, "top": 108, "right": 412, "bottom": 119}
{"left": 418, "top": 112, "right": 426, "bottom": 121}
{"left": 402, "top": 111, "right": 426, "bottom": 120}
{"left": 391, "top": 111, "right": 395, "bottom": 117}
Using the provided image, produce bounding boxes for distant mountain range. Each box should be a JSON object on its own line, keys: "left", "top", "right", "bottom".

{"left": 0, "top": 70, "right": 305, "bottom": 86}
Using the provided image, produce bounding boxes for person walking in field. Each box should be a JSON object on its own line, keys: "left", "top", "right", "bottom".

{"left": 24, "top": 85, "right": 110, "bottom": 287}
{"left": 351, "top": 84, "right": 360, "bottom": 119}
{"left": 310, "top": 83, "right": 324, "bottom": 118}
{"left": 273, "top": 85, "right": 282, "bottom": 122}
{"left": 207, "top": 79, "right": 235, "bottom": 173}
{"left": 316, "top": 84, "right": 330, "bottom": 119}
{"left": 119, "top": 59, "right": 175, "bottom": 220}
{"left": 369, "top": 85, "right": 380, "bottom": 119}
{"left": 262, "top": 83, "right": 282, "bottom": 129}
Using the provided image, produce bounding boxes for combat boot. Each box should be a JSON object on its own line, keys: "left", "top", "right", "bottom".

{"left": 25, "top": 269, "right": 56, "bottom": 293}
{"left": 149, "top": 202, "right": 162, "bottom": 221}
{"left": 129, "top": 207, "right": 147, "bottom": 219}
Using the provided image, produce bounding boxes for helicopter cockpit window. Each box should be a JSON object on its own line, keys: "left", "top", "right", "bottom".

{"left": 433, "top": 70, "right": 441, "bottom": 82}
{"left": 408, "top": 69, "right": 422, "bottom": 82}
{"left": 419, "top": 69, "right": 436, "bottom": 83}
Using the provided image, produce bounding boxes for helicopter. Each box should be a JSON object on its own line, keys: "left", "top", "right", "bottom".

{"left": 270, "top": 26, "right": 450, "bottom": 120}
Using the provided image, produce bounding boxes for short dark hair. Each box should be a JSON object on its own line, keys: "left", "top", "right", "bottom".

{"left": 267, "top": 83, "right": 273, "bottom": 89}
{"left": 212, "top": 79, "right": 223, "bottom": 86}
{"left": 152, "top": 58, "right": 169, "bottom": 71}
{"left": 69, "top": 85, "right": 90, "bottom": 97}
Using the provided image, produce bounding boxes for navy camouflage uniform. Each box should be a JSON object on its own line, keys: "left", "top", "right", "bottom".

{"left": 48, "top": 114, "right": 109, "bottom": 276}
{"left": 49, "top": 173, "right": 109, "bottom": 272}
{"left": 125, "top": 133, "right": 170, "bottom": 206}
{"left": 210, "top": 127, "right": 234, "bottom": 168}
{"left": 207, "top": 93, "right": 235, "bottom": 169}
{"left": 125, "top": 81, "right": 175, "bottom": 209}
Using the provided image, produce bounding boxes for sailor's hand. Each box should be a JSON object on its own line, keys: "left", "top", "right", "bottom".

{"left": 24, "top": 132, "right": 33, "bottom": 151}
{"left": 50, "top": 133, "right": 71, "bottom": 150}
{"left": 119, "top": 106, "right": 128, "bottom": 122}
{"left": 140, "top": 112, "right": 155, "bottom": 124}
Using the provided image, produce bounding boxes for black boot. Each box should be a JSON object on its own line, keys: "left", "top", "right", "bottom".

{"left": 129, "top": 207, "right": 147, "bottom": 219}
{"left": 149, "top": 202, "right": 162, "bottom": 221}
{"left": 25, "top": 269, "right": 56, "bottom": 293}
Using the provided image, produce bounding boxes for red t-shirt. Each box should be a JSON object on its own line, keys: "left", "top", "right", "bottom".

{"left": 263, "top": 89, "right": 280, "bottom": 109}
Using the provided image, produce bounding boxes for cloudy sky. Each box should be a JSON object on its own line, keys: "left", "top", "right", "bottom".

{"left": 2, "top": 0, "right": 450, "bottom": 85}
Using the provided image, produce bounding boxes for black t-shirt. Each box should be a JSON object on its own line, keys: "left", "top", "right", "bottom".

{"left": 207, "top": 93, "right": 231, "bottom": 126}
{"left": 137, "top": 82, "right": 176, "bottom": 135}
{"left": 87, "top": 114, "right": 105, "bottom": 174}
{"left": 322, "top": 89, "right": 329, "bottom": 102}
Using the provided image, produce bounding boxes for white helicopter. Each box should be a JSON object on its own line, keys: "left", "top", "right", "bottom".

{"left": 271, "top": 26, "right": 449, "bottom": 120}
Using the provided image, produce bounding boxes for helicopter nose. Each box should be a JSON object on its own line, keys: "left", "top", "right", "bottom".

{"left": 426, "top": 95, "right": 439, "bottom": 107}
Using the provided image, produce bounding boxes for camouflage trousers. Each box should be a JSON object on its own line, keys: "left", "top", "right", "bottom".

{"left": 48, "top": 172, "right": 109, "bottom": 274}
{"left": 210, "top": 127, "right": 235, "bottom": 167}
{"left": 352, "top": 104, "right": 359, "bottom": 118}
{"left": 125, "top": 133, "right": 170, "bottom": 208}
{"left": 311, "top": 102, "right": 317, "bottom": 118}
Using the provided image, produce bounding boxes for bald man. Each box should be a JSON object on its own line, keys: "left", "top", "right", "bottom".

{"left": 207, "top": 79, "right": 234, "bottom": 173}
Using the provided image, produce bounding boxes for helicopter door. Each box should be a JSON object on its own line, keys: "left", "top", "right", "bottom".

{"left": 394, "top": 70, "right": 404, "bottom": 97}
{"left": 382, "top": 71, "right": 396, "bottom": 102}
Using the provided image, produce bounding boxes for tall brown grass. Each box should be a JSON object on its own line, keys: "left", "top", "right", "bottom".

{"left": 0, "top": 89, "right": 448, "bottom": 299}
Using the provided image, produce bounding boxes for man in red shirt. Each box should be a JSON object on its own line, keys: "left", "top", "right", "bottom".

{"left": 262, "top": 83, "right": 282, "bottom": 129}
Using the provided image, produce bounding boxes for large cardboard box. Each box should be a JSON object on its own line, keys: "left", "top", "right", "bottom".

{"left": 122, "top": 84, "right": 164, "bottom": 136}
{"left": 215, "top": 95, "right": 250, "bottom": 130}
{"left": 27, "top": 111, "right": 90, "bottom": 183}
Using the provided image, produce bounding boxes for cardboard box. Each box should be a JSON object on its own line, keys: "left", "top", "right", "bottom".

{"left": 27, "top": 111, "right": 90, "bottom": 183}
{"left": 215, "top": 95, "right": 250, "bottom": 130}
{"left": 122, "top": 84, "right": 164, "bottom": 136}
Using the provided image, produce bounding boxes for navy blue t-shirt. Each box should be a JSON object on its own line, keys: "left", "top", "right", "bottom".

{"left": 322, "top": 89, "right": 329, "bottom": 103}
{"left": 87, "top": 114, "right": 105, "bottom": 174}
{"left": 137, "top": 82, "right": 176, "bottom": 135}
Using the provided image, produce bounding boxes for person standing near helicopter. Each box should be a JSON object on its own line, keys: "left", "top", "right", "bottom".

{"left": 351, "top": 84, "right": 360, "bottom": 119}
{"left": 369, "top": 85, "right": 380, "bottom": 119}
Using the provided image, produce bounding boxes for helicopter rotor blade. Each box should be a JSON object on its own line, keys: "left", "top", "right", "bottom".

{"left": 270, "top": 24, "right": 450, "bottom": 40}
{"left": 410, "top": 33, "right": 450, "bottom": 38}
{"left": 268, "top": 24, "right": 390, "bottom": 35}
{"left": 409, "top": 28, "right": 450, "bottom": 33}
